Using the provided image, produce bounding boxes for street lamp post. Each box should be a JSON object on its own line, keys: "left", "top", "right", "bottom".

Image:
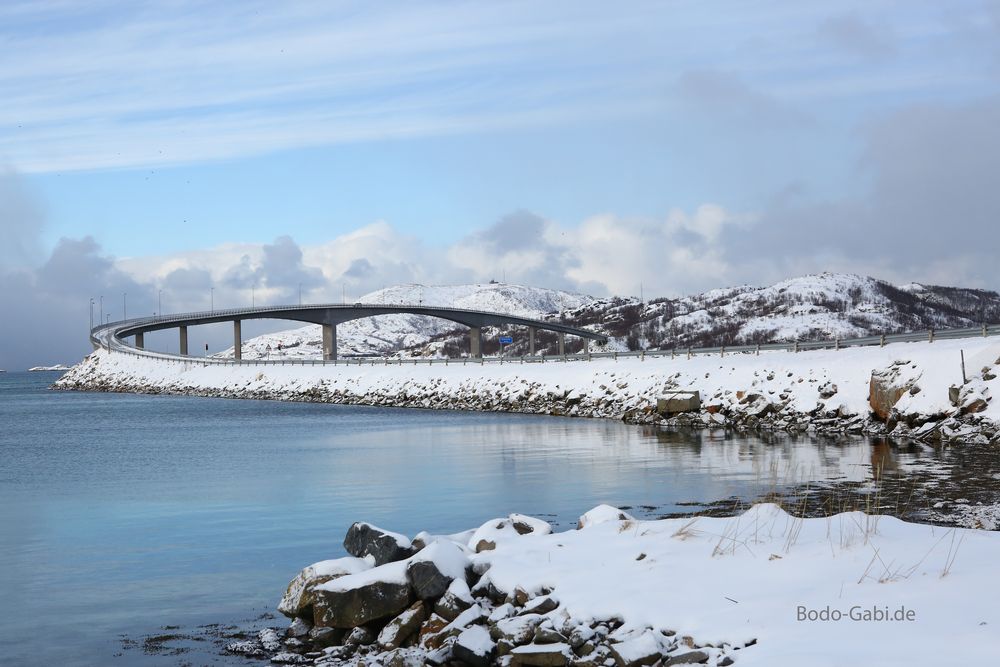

{"left": 158, "top": 290, "right": 162, "bottom": 317}
{"left": 210, "top": 287, "right": 214, "bottom": 313}
{"left": 99, "top": 296, "right": 104, "bottom": 325}
{"left": 89, "top": 298, "right": 94, "bottom": 331}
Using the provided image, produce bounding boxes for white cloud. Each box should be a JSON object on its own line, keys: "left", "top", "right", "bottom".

{"left": 109, "top": 205, "right": 753, "bottom": 312}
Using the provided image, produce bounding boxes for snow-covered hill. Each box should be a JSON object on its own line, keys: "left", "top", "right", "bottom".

{"left": 225, "top": 274, "right": 1000, "bottom": 360}
{"left": 219, "top": 283, "right": 593, "bottom": 360}
{"left": 562, "top": 273, "right": 1000, "bottom": 352}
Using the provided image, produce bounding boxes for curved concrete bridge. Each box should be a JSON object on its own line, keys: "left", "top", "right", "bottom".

{"left": 95, "top": 303, "right": 607, "bottom": 360}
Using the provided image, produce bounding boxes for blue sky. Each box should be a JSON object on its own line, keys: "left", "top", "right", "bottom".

{"left": 2, "top": 0, "right": 1000, "bottom": 366}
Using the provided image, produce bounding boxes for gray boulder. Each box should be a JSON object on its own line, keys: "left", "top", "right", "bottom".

{"left": 313, "top": 576, "right": 413, "bottom": 629}
{"left": 343, "top": 522, "right": 413, "bottom": 566}
{"left": 656, "top": 392, "right": 701, "bottom": 415}
{"left": 405, "top": 540, "right": 470, "bottom": 600}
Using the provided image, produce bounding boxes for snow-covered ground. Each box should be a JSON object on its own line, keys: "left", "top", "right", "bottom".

{"left": 475, "top": 504, "right": 1000, "bottom": 666}
{"left": 57, "top": 336, "right": 999, "bottom": 446}
{"left": 246, "top": 503, "right": 1000, "bottom": 667}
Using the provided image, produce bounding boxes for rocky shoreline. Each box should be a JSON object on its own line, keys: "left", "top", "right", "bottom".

{"left": 231, "top": 509, "right": 751, "bottom": 667}
{"left": 221, "top": 502, "right": 1000, "bottom": 667}
{"left": 54, "top": 343, "right": 1000, "bottom": 445}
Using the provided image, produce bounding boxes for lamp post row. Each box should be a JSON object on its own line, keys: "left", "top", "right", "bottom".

{"left": 91, "top": 282, "right": 327, "bottom": 330}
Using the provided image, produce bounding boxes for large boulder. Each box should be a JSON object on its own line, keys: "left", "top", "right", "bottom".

{"left": 468, "top": 514, "right": 551, "bottom": 552}
{"left": 656, "top": 392, "right": 701, "bottom": 415}
{"left": 869, "top": 361, "right": 920, "bottom": 421}
{"left": 577, "top": 505, "right": 635, "bottom": 529}
{"left": 312, "top": 561, "right": 414, "bottom": 628}
{"left": 406, "top": 539, "right": 470, "bottom": 600}
{"left": 344, "top": 522, "right": 414, "bottom": 566}
{"left": 278, "top": 556, "right": 373, "bottom": 620}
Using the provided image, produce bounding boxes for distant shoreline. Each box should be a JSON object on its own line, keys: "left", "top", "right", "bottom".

{"left": 55, "top": 338, "right": 1000, "bottom": 447}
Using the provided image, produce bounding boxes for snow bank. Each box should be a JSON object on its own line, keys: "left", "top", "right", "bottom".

{"left": 56, "top": 336, "right": 1000, "bottom": 444}
{"left": 254, "top": 503, "right": 1000, "bottom": 667}
{"left": 474, "top": 502, "right": 1000, "bottom": 665}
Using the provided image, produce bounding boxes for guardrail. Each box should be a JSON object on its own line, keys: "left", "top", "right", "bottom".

{"left": 89, "top": 318, "right": 1000, "bottom": 368}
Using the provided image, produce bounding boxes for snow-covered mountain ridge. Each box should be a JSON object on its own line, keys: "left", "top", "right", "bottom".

{"left": 228, "top": 274, "right": 1000, "bottom": 359}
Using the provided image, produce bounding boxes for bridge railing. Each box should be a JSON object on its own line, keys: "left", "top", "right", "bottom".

{"left": 89, "top": 319, "right": 1000, "bottom": 368}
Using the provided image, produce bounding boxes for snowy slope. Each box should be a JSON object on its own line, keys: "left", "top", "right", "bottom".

{"left": 226, "top": 274, "right": 1000, "bottom": 360}
{"left": 557, "top": 272, "right": 1000, "bottom": 353}
{"left": 220, "top": 283, "right": 593, "bottom": 360}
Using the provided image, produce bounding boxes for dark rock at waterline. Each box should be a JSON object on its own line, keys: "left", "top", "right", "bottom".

{"left": 344, "top": 522, "right": 413, "bottom": 566}
{"left": 307, "top": 625, "right": 343, "bottom": 648}
{"left": 314, "top": 579, "right": 413, "bottom": 629}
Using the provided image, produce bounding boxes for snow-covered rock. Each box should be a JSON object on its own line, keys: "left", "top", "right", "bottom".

{"left": 453, "top": 624, "right": 496, "bottom": 667}
{"left": 469, "top": 514, "right": 552, "bottom": 552}
{"left": 313, "top": 559, "right": 412, "bottom": 628}
{"left": 377, "top": 600, "right": 429, "bottom": 649}
{"left": 405, "top": 539, "right": 470, "bottom": 600}
{"left": 278, "top": 556, "right": 372, "bottom": 619}
{"left": 343, "top": 522, "right": 413, "bottom": 566}
{"left": 577, "top": 505, "right": 635, "bottom": 530}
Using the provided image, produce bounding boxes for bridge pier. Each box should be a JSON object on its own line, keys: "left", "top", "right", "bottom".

{"left": 179, "top": 326, "right": 189, "bottom": 356}
{"left": 470, "top": 327, "right": 482, "bottom": 358}
{"left": 583, "top": 338, "right": 590, "bottom": 354}
{"left": 528, "top": 327, "right": 536, "bottom": 356}
{"left": 233, "top": 321, "right": 242, "bottom": 360}
{"left": 322, "top": 323, "right": 337, "bottom": 361}
{"left": 558, "top": 332, "right": 565, "bottom": 356}
{"left": 135, "top": 332, "right": 144, "bottom": 349}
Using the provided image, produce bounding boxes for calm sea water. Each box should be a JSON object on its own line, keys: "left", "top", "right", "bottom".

{"left": 0, "top": 372, "right": 920, "bottom": 666}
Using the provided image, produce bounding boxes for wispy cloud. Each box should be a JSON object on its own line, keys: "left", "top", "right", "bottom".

{"left": 2, "top": 0, "right": 993, "bottom": 172}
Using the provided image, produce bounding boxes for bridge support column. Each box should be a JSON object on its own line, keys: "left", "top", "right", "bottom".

{"left": 135, "top": 332, "right": 144, "bottom": 349}
{"left": 558, "top": 332, "right": 565, "bottom": 356}
{"left": 583, "top": 338, "right": 590, "bottom": 354}
{"left": 233, "top": 321, "right": 242, "bottom": 360}
{"left": 322, "top": 323, "right": 337, "bottom": 361}
{"left": 470, "top": 327, "right": 482, "bottom": 358}
{"left": 528, "top": 327, "right": 536, "bottom": 356}
{"left": 179, "top": 326, "right": 188, "bottom": 356}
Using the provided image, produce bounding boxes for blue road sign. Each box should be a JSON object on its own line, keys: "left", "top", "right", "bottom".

{"left": 499, "top": 336, "right": 513, "bottom": 344}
